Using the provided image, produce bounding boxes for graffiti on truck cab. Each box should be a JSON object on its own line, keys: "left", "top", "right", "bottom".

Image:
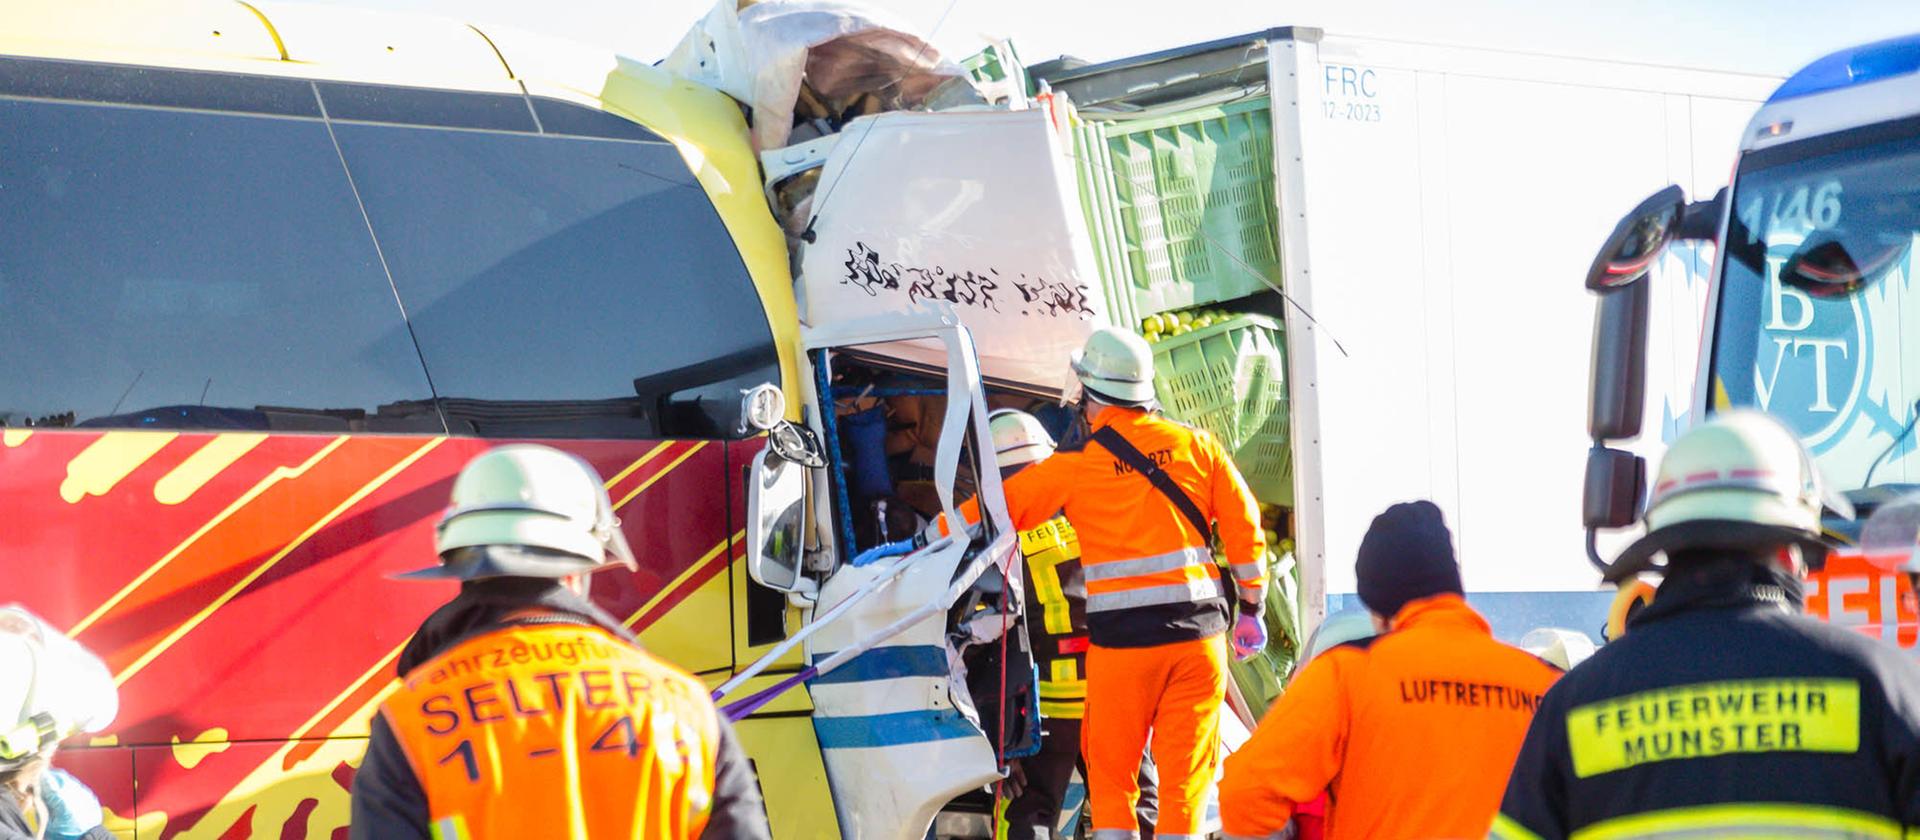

{"left": 1011, "top": 273, "right": 1096, "bottom": 318}
{"left": 840, "top": 243, "right": 1094, "bottom": 318}
{"left": 903, "top": 264, "right": 999, "bottom": 312}
{"left": 842, "top": 242, "right": 903, "bottom": 297}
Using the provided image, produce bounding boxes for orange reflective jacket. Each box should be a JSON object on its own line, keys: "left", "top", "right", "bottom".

{"left": 984, "top": 406, "right": 1266, "bottom": 648}
{"left": 381, "top": 622, "right": 722, "bottom": 840}
{"left": 1219, "top": 595, "right": 1560, "bottom": 840}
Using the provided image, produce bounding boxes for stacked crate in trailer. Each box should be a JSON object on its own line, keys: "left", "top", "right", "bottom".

{"left": 1035, "top": 28, "right": 1779, "bottom": 675}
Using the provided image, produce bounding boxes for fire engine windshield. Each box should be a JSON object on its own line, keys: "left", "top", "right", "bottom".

{"left": 1710, "top": 120, "right": 1920, "bottom": 490}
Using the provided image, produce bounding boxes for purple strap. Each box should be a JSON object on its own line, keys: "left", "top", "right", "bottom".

{"left": 715, "top": 665, "right": 819, "bottom": 721}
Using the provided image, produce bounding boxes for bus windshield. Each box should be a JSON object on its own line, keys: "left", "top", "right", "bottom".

{"left": 1710, "top": 121, "right": 1920, "bottom": 490}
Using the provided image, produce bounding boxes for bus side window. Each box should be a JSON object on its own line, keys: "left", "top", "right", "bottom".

{"left": 324, "top": 97, "right": 780, "bottom": 441}
{"left": 0, "top": 64, "right": 438, "bottom": 433}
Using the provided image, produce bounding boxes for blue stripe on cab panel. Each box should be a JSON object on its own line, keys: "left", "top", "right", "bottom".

{"left": 813, "top": 708, "right": 981, "bottom": 749}
{"left": 807, "top": 645, "right": 948, "bottom": 685}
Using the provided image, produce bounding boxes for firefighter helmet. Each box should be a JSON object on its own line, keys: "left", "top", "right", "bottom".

{"left": 1520, "top": 627, "right": 1597, "bottom": 670}
{"left": 1300, "top": 607, "right": 1377, "bottom": 665}
{"left": 1071, "top": 327, "right": 1157, "bottom": 406}
{"left": 1605, "top": 410, "right": 1850, "bottom": 582}
{"left": 0, "top": 606, "right": 116, "bottom": 771}
{"left": 399, "top": 445, "right": 638, "bottom": 580}
{"left": 989, "top": 409, "right": 1056, "bottom": 468}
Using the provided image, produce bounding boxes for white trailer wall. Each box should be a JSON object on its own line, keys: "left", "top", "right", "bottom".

{"left": 1275, "top": 34, "right": 1775, "bottom": 628}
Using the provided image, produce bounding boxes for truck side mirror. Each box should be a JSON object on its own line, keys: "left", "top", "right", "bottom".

{"left": 1588, "top": 278, "right": 1650, "bottom": 441}
{"left": 1583, "top": 445, "right": 1645, "bottom": 529}
{"left": 1676, "top": 187, "right": 1726, "bottom": 242}
{"left": 746, "top": 446, "right": 812, "bottom": 594}
{"left": 1586, "top": 184, "right": 1684, "bottom": 291}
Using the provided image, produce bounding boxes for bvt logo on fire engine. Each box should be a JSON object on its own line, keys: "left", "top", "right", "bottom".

{"left": 1754, "top": 234, "right": 1870, "bottom": 454}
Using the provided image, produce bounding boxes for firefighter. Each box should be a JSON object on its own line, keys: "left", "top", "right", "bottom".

{"left": 1494, "top": 411, "right": 1920, "bottom": 837}
{"left": 349, "top": 445, "right": 769, "bottom": 840}
{"left": 1217, "top": 501, "right": 1561, "bottom": 839}
{"left": 989, "top": 408, "right": 1158, "bottom": 840}
{"left": 972, "top": 327, "right": 1270, "bottom": 840}
{"left": 0, "top": 607, "right": 117, "bottom": 840}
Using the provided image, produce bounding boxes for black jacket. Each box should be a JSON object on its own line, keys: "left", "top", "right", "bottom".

{"left": 348, "top": 579, "right": 771, "bottom": 840}
{"left": 1495, "top": 558, "right": 1920, "bottom": 838}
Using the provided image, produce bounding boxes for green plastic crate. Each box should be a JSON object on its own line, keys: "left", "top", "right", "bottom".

{"left": 1083, "top": 98, "right": 1282, "bottom": 319}
{"left": 1150, "top": 313, "right": 1292, "bottom": 505}
{"left": 1074, "top": 122, "right": 1138, "bottom": 330}
{"left": 959, "top": 41, "right": 1030, "bottom": 105}
{"left": 1236, "top": 361, "right": 1290, "bottom": 502}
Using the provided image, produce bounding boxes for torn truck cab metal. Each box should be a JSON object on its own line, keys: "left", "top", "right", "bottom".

{"left": 728, "top": 308, "right": 1028, "bottom": 838}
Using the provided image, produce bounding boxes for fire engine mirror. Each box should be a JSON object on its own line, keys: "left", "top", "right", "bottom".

{"left": 1582, "top": 445, "right": 1645, "bottom": 530}
{"left": 747, "top": 447, "right": 809, "bottom": 592}
{"left": 1588, "top": 277, "right": 1650, "bottom": 441}
{"left": 1586, "top": 184, "right": 1684, "bottom": 291}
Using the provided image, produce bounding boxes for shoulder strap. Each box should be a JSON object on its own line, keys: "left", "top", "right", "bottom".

{"left": 1090, "top": 425, "right": 1213, "bottom": 544}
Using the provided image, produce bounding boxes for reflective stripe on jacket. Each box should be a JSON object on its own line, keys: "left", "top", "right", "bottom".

{"left": 1021, "top": 516, "right": 1089, "bottom": 718}
{"left": 996, "top": 406, "right": 1267, "bottom": 648}
{"left": 1218, "top": 595, "right": 1560, "bottom": 839}
{"left": 1494, "top": 558, "right": 1920, "bottom": 839}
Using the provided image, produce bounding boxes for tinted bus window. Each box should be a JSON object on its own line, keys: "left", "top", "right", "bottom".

{"left": 329, "top": 111, "right": 779, "bottom": 440}
{"left": 0, "top": 96, "right": 440, "bottom": 432}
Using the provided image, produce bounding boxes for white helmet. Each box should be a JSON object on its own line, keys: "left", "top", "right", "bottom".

{"left": 0, "top": 606, "right": 116, "bottom": 770}
{"left": 1071, "top": 327, "right": 1157, "bottom": 406}
{"left": 1300, "top": 607, "right": 1376, "bottom": 665}
{"left": 1520, "top": 627, "right": 1597, "bottom": 670}
{"left": 399, "top": 445, "right": 638, "bottom": 580}
{"left": 989, "top": 409, "right": 1055, "bottom": 469}
{"left": 1607, "top": 410, "right": 1850, "bottom": 582}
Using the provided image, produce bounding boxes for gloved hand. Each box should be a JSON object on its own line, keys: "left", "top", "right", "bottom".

{"left": 1231, "top": 613, "right": 1268, "bottom": 661}
{"left": 41, "top": 768, "right": 106, "bottom": 840}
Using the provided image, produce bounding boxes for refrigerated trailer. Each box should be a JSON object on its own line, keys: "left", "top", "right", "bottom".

{"left": 1037, "top": 29, "right": 1779, "bottom": 639}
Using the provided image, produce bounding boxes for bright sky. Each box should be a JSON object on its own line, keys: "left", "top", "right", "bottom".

{"left": 330, "top": 0, "right": 1920, "bottom": 79}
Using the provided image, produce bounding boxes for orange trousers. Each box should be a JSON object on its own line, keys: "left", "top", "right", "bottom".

{"left": 1084, "top": 636, "right": 1226, "bottom": 839}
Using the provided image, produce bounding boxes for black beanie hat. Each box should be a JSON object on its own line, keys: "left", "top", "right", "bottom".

{"left": 1355, "top": 500, "right": 1464, "bottom": 619}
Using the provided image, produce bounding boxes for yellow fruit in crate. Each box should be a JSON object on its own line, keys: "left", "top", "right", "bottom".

{"left": 1144, "top": 332, "right": 1161, "bottom": 344}
{"left": 1177, "top": 311, "right": 1194, "bottom": 326}
{"left": 1279, "top": 537, "right": 1296, "bottom": 555}
{"left": 1169, "top": 323, "right": 1190, "bottom": 337}
{"left": 1194, "top": 316, "right": 1214, "bottom": 329}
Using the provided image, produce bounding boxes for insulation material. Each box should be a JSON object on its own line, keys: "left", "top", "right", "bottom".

{"left": 663, "top": 0, "right": 982, "bottom": 152}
